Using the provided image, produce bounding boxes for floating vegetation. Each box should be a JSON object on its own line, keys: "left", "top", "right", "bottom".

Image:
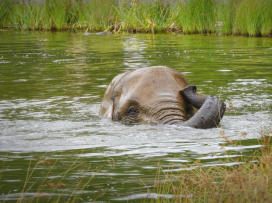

{"left": 1, "top": 0, "right": 272, "bottom": 36}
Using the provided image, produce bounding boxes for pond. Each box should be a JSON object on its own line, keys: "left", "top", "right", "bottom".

{"left": 0, "top": 31, "right": 271, "bottom": 202}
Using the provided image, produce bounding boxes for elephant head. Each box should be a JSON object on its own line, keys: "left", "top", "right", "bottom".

{"left": 99, "top": 66, "right": 225, "bottom": 129}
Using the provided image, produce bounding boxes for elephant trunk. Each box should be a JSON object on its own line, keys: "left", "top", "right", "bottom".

{"left": 180, "top": 85, "right": 225, "bottom": 129}
{"left": 150, "top": 101, "right": 188, "bottom": 125}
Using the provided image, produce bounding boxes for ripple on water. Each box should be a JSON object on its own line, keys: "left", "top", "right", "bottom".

{"left": 0, "top": 33, "right": 272, "bottom": 202}
{"left": 0, "top": 101, "right": 270, "bottom": 154}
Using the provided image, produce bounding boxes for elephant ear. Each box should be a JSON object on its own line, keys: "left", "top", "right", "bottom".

{"left": 99, "top": 72, "right": 127, "bottom": 118}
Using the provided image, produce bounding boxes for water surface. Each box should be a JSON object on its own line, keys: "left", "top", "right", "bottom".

{"left": 0, "top": 31, "right": 271, "bottom": 202}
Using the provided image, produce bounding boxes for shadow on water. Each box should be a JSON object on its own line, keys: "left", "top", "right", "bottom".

{"left": 0, "top": 31, "right": 271, "bottom": 202}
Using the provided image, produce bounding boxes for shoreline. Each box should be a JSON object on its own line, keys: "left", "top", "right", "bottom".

{"left": 1, "top": 0, "right": 272, "bottom": 37}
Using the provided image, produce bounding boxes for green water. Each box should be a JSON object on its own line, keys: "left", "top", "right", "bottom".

{"left": 0, "top": 31, "right": 271, "bottom": 202}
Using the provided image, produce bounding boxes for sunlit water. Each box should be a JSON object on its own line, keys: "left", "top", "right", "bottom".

{"left": 0, "top": 31, "right": 271, "bottom": 202}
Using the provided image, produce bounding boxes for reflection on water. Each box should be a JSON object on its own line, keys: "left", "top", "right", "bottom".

{"left": 123, "top": 35, "right": 151, "bottom": 70}
{"left": 0, "top": 31, "right": 271, "bottom": 202}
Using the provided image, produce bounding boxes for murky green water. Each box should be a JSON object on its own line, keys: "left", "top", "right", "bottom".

{"left": 0, "top": 31, "right": 271, "bottom": 202}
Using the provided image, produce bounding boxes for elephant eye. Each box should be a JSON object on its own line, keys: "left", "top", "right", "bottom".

{"left": 127, "top": 106, "right": 139, "bottom": 117}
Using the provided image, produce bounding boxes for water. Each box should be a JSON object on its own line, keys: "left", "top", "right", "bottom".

{"left": 0, "top": 31, "right": 271, "bottom": 202}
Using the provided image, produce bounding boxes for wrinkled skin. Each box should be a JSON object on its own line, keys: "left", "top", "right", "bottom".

{"left": 99, "top": 66, "right": 225, "bottom": 129}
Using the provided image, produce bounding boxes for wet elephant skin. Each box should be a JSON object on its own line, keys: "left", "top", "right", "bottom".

{"left": 99, "top": 66, "right": 225, "bottom": 129}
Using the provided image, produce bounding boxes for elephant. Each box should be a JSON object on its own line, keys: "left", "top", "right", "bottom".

{"left": 99, "top": 66, "right": 225, "bottom": 129}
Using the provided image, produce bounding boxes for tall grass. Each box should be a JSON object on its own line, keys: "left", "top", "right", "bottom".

{"left": 176, "top": 0, "right": 217, "bottom": 34}
{"left": 76, "top": 0, "right": 119, "bottom": 32}
{"left": 217, "top": 0, "right": 239, "bottom": 35}
{"left": 234, "top": 0, "right": 272, "bottom": 36}
{"left": 0, "top": 0, "right": 16, "bottom": 28}
{"left": 146, "top": 131, "right": 272, "bottom": 202}
{"left": 4, "top": 0, "right": 119, "bottom": 31}
{"left": 115, "top": 0, "right": 178, "bottom": 33}
{"left": 1, "top": 0, "right": 272, "bottom": 36}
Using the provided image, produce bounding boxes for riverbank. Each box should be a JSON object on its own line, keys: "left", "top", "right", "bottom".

{"left": 147, "top": 131, "right": 272, "bottom": 202}
{"left": 1, "top": 131, "right": 271, "bottom": 202}
{"left": 1, "top": 0, "right": 272, "bottom": 37}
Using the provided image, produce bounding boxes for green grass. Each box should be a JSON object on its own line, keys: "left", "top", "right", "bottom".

{"left": 0, "top": 0, "right": 16, "bottom": 28}
{"left": 176, "top": 0, "right": 217, "bottom": 34}
{"left": 114, "top": 0, "right": 178, "bottom": 33}
{"left": 1, "top": 0, "right": 272, "bottom": 35}
{"left": 217, "top": 0, "right": 238, "bottom": 35}
{"left": 3, "top": 0, "right": 119, "bottom": 31}
{"left": 234, "top": 0, "right": 272, "bottom": 36}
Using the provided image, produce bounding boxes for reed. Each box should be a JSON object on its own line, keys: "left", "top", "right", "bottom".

{"left": 1, "top": 0, "right": 272, "bottom": 36}
{"left": 0, "top": 0, "right": 16, "bottom": 28}
{"left": 146, "top": 131, "right": 272, "bottom": 202}
{"left": 79, "top": 0, "right": 119, "bottom": 32}
{"left": 115, "top": 0, "right": 178, "bottom": 33}
{"left": 8, "top": 3, "right": 43, "bottom": 30}
{"left": 8, "top": 0, "right": 68, "bottom": 30}
{"left": 260, "top": 0, "right": 272, "bottom": 36}
{"left": 176, "top": 0, "right": 218, "bottom": 34}
{"left": 234, "top": 0, "right": 262, "bottom": 36}
{"left": 217, "top": 0, "right": 239, "bottom": 35}
{"left": 234, "top": 0, "right": 272, "bottom": 36}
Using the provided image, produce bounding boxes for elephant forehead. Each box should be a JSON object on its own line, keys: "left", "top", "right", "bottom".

{"left": 113, "top": 66, "right": 189, "bottom": 105}
{"left": 119, "top": 78, "right": 184, "bottom": 108}
{"left": 123, "top": 72, "right": 185, "bottom": 94}
{"left": 125, "top": 67, "right": 187, "bottom": 87}
{"left": 114, "top": 66, "right": 188, "bottom": 92}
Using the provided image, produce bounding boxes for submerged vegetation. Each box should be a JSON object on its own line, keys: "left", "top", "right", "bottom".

{"left": 0, "top": 0, "right": 272, "bottom": 37}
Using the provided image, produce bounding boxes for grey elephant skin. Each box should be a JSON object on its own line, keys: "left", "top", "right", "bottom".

{"left": 99, "top": 66, "right": 226, "bottom": 129}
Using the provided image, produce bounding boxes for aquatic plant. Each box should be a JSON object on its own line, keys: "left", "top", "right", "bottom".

{"left": 176, "top": 0, "right": 218, "bottom": 34}
{"left": 114, "top": 0, "right": 178, "bottom": 33}
{"left": 8, "top": 2, "right": 44, "bottom": 30}
{"left": 234, "top": 0, "right": 272, "bottom": 36}
{"left": 1, "top": 0, "right": 272, "bottom": 36}
{"left": 217, "top": 0, "right": 239, "bottom": 35}
{"left": 8, "top": 0, "right": 80, "bottom": 31}
{"left": 0, "top": 0, "right": 16, "bottom": 28}
{"left": 76, "top": 0, "right": 119, "bottom": 32}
